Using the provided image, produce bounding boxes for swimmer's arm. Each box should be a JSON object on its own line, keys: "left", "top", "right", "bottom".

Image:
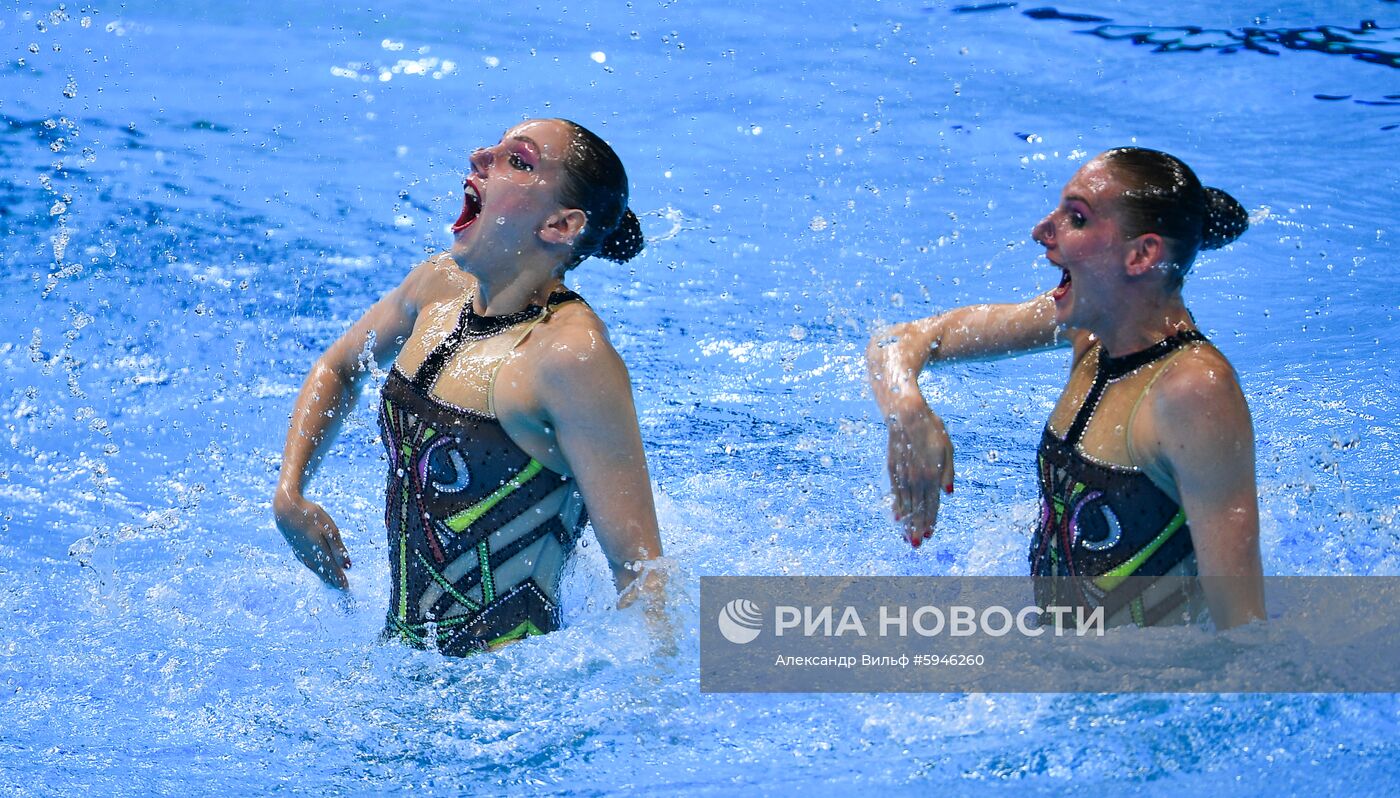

{"left": 867, "top": 293, "right": 1063, "bottom": 407}
{"left": 866, "top": 293, "right": 1065, "bottom": 544}
{"left": 272, "top": 257, "right": 450, "bottom": 588}
{"left": 1151, "top": 361, "right": 1265, "bottom": 629}
{"left": 534, "top": 328, "right": 665, "bottom": 606}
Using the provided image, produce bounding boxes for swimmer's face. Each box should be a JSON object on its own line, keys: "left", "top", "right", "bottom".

{"left": 1032, "top": 157, "right": 1136, "bottom": 328}
{"left": 450, "top": 119, "right": 584, "bottom": 269}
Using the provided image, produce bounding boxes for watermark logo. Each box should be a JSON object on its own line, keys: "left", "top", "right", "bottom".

{"left": 702, "top": 576, "right": 1400, "bottom": 693}
{"left": 717, "top": 598, "right": 763, "bottom": 644}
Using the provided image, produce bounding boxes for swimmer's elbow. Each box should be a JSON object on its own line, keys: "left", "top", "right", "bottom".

{"left": 309, "top": 356, "right": 362, "bottom": 398}
{"left": 868, "top": 321, "right": 919, "bottom": 367}
{"left": 866, "top": 328, "right": 894, "bottom": 368}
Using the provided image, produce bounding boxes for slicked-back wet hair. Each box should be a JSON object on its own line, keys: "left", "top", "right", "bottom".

{"left": 1100, "top": 147, "right": 1248, "bottom": 286}
{"left": 554, "top": 119, "right": 644, "bottom": 266}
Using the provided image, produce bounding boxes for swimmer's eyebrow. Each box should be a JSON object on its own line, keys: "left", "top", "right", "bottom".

{"left": 1065, "top": 194, "right": 1094, "bottom": 212}
{"left": 509, "top": 135, "right": 541, "bottom": 155}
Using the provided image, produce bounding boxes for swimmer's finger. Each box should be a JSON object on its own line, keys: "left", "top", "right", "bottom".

{"left": 902, "top": 492, "right": 920, "bottom": 546}
{"left": 902, "top": 497, "right": 922, "bottom": 547}
{"left": 323, "top": 523, "right": 352, "bottom": 571}
{"left": 320, "top": 528, "right": 352, "bottom": 589}
{"left": 307, "top": 511, "right": 349, "bottom": 591}
{"left": 916, "top": 478, "right": 939, "bottom": 543}
{"left": 899, "top": 454, "right": 923, "bottom": 539}
{"left": 904, "top": 462, "right": 934, "bottom": 547}
{"left": 906, "top": 451, "right": 934, "bottom": 544}
{"left": 896, "top": 459, "right": 915, "bottom": 524}
{"left": 312, "top": 546, "right": 348, "bottom": 591}
{"left": 297, "top": 528, "right": 346, "bottom": 590}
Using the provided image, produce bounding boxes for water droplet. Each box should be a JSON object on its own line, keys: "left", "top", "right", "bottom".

{"left": 495, "top": 216, "right": 505, "bottom": 225}
{"left": 590, "top": 51, "right": 606, "bottom": 64}
{"left": 808, "top": 216, "right": 828, "bottom": 232}
{"left": 27, "top": 43, "right": 39, "bottom": 54}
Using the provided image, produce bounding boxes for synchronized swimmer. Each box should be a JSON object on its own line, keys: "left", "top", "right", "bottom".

{"left": 275, "top": 119, "right": 664, "bottom": 655}
{"left": 868, "top": 148, "right": 1264, "bottom": 629}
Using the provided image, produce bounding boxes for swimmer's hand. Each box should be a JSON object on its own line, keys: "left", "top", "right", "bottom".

{"left": 886, "top": 406, "right": 956, "bottom": 548}
{"left": 273, "top": 491, "right": 352, "bottom": 590}
{"left": 618, "top": 561, "right": 677, "bottom": 657}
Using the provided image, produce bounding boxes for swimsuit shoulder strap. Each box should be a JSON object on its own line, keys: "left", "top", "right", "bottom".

{"left": 410, "top": 292, "right": 474, "bottom": 394}
{"left": 1124, "top": 335, "right": 1208, "bottom": 468}
{"left": 486, "top": 290, "right": 586, "bottom": 417}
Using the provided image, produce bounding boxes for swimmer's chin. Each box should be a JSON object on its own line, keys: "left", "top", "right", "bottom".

{"left": 446, "top": 245, "right": 478, "bottom": 273}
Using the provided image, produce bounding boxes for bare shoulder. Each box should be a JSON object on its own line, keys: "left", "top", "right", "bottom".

{"left": 526, "top": 301, "right": 630, "bottom": 390}
{"left": 1150, "top": 343, "right": 1250, "bottom": 431}
{"left": 532, "top": 300, "right": 624, "bottom": 362}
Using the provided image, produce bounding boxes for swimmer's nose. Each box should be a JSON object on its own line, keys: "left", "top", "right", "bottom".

{"left": 469, "top": 146, "right": 493, "bottom": 174}
{"left": 1032, "top": 213, "right": 1054, "bottom": 247}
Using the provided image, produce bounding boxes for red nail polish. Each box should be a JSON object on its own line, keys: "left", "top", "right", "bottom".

{"left": 911, "top": 536, "right": 922, "bottom": 549}
{"left": 945, "top": 484, "right": 953, "bottom": 494}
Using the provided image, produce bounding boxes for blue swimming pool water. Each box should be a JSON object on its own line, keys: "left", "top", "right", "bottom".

{"left": 3, "top": 1, "right": 1399, "bottom": 794}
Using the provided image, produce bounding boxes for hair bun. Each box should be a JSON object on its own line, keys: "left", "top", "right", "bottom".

{"left": 598, "top": 208, "right": 645, "bottom": 263}
{"left": 1201, "top": 186, "right": 1249, "bottom": 251}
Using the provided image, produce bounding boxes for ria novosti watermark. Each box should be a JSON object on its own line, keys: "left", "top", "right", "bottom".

{"left": 718, "top": 597, "right": 1106, "bottom": 645}
{"left": 701, "top": 576, "right": 1400, "bottom": 693}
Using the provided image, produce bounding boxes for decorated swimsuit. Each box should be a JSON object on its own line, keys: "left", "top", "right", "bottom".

{"left": 377, "top": 290, "right": 588, "bottom": 655}
{"left": 1030, "top": 330, "right": 1207, "bottom": 627}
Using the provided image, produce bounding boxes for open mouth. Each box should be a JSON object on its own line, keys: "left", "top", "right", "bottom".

{"left": 1052, "top": 264, "right": 1071, "bottom": 301}
{"left": 452, "top": 178, "right": 482, "bottom": 233}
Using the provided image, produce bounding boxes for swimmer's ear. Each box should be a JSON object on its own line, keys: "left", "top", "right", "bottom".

{"left": 1124, "top": 232, "right": 1167, "bottom": 277}
{"left": 539, "top": 208, "right": 588, "bottom": 247}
